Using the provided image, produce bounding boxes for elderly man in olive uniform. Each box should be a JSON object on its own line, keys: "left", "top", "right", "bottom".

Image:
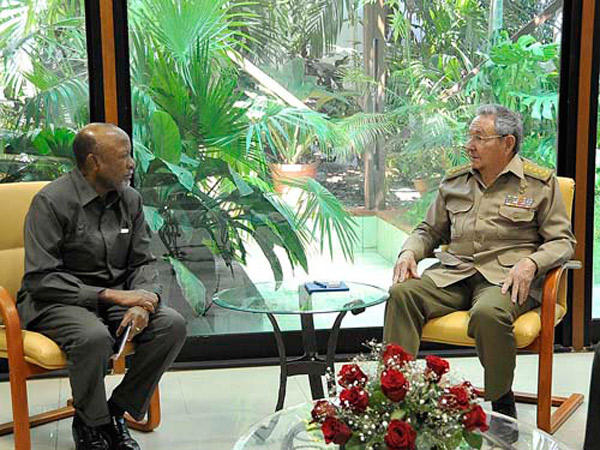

{"left": 17, "top": 123, "right": 187, "bottom": 450}
{"left": 383, "top": 105, "right": 575, "bottom": 422}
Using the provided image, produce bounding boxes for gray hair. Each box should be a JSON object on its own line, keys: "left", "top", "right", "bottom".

{"left": 475, "top": 104, "right": 523, "bottom": 154}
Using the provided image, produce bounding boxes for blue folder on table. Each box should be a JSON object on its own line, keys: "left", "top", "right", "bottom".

{"left": 304, "top": 281, "right": 350, "bottom": 294}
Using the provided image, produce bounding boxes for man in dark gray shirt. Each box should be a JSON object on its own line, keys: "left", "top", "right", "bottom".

{"left": 17, "top": 123, "right": 186, "bottom": 450}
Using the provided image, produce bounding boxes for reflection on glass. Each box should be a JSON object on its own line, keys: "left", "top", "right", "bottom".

{"left": 0, "top": 0, "right": 88, "bottom": 181}
{"left": 127, "top": 0, "right": 562, "bottom": 337}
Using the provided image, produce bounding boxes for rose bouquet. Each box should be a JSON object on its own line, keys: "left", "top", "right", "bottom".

{"left": 309, "top": 342, "right": 489, "bottom": 450}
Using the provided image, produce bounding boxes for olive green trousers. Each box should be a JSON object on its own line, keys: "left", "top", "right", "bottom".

{"left": 383, "top": 272, "right": 534, "bottom": 401}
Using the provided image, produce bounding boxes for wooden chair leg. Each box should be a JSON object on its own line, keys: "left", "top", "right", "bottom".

{"left": 125, "top": 386, "right": 161, "bottom": 432}
{"left": 113, "top": 354, "right": 126, "bottom": 374}
{"left": 7, "top": 361, "right": 31, "bottom": 450}
{"left": 537, "top": 324, "right": 554, "bottom": 432}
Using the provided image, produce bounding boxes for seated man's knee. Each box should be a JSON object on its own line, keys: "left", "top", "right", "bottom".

{"left": 469, "top": 303, "right": 511, "bottom": 330}
{"left": 71, "top": 323, "right": 113, "bottom": 357}
{"left": 389, "top": 279, "right": 418, "bottom": 301}
{"left": 388, "top": 279, "right": 425, "bottom": 308}
{"left": 157, "top": 306, "right": 187, "bottom": 343}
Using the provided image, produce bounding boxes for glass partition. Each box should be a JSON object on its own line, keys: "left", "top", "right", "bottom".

{"left": 126, "top": 0, "right": 564, "bottom": 340}
{"left": 594, "top": 87, "right": 600, "bottom": 319}
{"left": 0, "top": 0, "right": 88, "bottom": 181}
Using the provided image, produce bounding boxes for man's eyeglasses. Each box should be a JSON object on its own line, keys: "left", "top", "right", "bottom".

{"left": 465, "top": 134, "right": 508, "bottom": 144}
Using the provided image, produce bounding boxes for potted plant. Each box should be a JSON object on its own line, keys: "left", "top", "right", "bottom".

{"left": 247, "top": 100, "right": 392, "bottom": 193}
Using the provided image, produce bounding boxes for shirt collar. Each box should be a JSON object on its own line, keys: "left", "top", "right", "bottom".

{"left": 71, "top": 168, "right": 99, "bottom": 206}
{"left": 500, "top": 154, "right": 524, "bottom": 179}
{"left": 468, "top": 154, "right": 524, "bottom": 180}
{"left": 70, "top": 168, "right": 122, "bottom": 207}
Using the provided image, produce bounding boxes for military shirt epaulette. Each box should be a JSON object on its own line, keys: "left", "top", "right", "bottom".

{"left": 443, "top": 163, "right": 471, "bottom": 181}
{"left": 522, "top": 158, "right": 553, "bottom": 182}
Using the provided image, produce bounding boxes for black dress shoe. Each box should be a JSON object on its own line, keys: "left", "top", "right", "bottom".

{"left": 491, "top": 390, "right": 517, "bottom": 419}
{"left": 102, "top": 414, "right": 141, "bottom": 450}
{"left": 72, "top": 415, "right": 110, "bottom": 450}
{"left": 491, "top": 390, "right": 519, "bottom": 444}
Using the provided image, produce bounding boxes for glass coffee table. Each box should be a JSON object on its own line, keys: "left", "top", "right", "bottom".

{"left": 233, "top": 402, "right": 574, "bottom": 450}
{"left": 213, "top": 281, "right": 388, "bottom": 411}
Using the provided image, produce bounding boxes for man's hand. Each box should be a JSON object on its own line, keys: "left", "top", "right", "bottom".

{"left": 99, "top": 289, "right": 158, "bottom": 313}
{"left": 501, "top": 258, "right": 537, "bottom": 305}
{"left": 117, "top": 306, "right": 150, "bottom": 341}
{"left": 392, "top": 251, "right": 420, "bottom": 283}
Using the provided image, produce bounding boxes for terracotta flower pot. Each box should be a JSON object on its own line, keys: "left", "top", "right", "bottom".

{"left": 270, "top": 162, "right": 319, "bottom": 194}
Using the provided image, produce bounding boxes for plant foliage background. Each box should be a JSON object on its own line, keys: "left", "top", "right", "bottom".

{"left": 0, "top": 0, "right": 578, "bottom": 321}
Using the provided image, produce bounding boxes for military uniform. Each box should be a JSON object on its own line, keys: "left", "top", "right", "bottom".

{"left": 383, "top": 155, "right": 575, "bottom": 400}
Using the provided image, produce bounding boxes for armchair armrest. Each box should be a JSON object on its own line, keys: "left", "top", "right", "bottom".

{"left": 563, "top": 260, "right": 582, "bottom": 270}
{"left": 542, "top": 260, "right": 581, "bottom": 306}
{"left": 539, "top": 260, "right": 581, "bottom": 347}
{"left": 0, "top": 286, "right": 27, "bottom": 365}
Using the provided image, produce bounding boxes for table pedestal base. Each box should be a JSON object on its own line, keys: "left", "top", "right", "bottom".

{"left": 267, "top": 306, "right": 363, "bottom": 411}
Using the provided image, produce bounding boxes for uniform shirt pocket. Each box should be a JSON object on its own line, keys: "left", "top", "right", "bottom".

{"left": 447, "top": 199, "right": 473, "bottom": 238}
{"left": 497, "top": 205, "right": 537, "bottom": 239}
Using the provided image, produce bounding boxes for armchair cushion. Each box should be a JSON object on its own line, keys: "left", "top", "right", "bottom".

{"left": 0, "top": 327, "right": 66, "bottom": 370}
{"left": 0, "top": 327, "right": 136, "bottom": 370}
{"left": 421, "top": 304, "right": 566, "bottom": 349}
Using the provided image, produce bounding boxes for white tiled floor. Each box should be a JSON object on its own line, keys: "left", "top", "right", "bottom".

{"left": 0, "top": 351, "right": 594, "bottom": 449}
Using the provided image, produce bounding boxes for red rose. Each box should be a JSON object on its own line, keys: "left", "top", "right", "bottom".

{"left": 340, "top": 386, "right": 369, "bottom": 412}
{"left": 463, "top": 404, "right": 489, "bottom": 432}
{"left": 439, "top": 385, "right": 471, "bottom": 410}
{"left": 425, "top": 355, "right": 450, "bottom": 380}
{"left": 381, "top": 368, "right": 409, "bottom": 402}
{"left": 338, "top": 364, "right": 368, "bottom": 388}
{"left": 383, "top": 344, "right": 414, "bottom": 368}
{"left": 384, "top": 419, "right": 417, "bottom": 450}
{"left": 322, "top": 417, "right": 352, "bottom": 445}
{"left": 311, "top": 400, "right": 336, "bottom": 422}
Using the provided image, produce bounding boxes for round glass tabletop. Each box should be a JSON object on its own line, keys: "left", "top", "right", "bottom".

{"left": 213, "top": 281, "right": 389, "bottom": 315}
{"left": 233, "top": 402, "right": 573, "bottom": 450}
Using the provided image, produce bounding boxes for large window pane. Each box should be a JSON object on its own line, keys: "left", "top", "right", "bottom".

{"left": 127, "top": 0, "right": 563, "bottom": 341}
{"left": 0, "top": 0, "right": 88, "bottom": 181}
{"left": 593, "top": 85, "right": 600, "bottom": 319}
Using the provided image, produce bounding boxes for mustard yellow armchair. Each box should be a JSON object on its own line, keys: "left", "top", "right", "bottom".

{"left": 0, "top": 181, "right": 161, "bottom": 450}
{"left": 418, "top": 176, "right": 582, "bottom": 434}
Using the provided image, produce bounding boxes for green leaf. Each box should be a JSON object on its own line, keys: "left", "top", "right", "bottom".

{"left": 168, "top": 257, "right": 208, "bottom": 315}
{"left": 252, "top": 227, "right": 283, "bottom": 282}
{"left": 464, "top": 431, "right": 483, "bottom": 449}
{"left": 444, "top": 431, "right": 463, "bottom": 450}
{"left": 150, "top": 110, "right": 182, "bottom": 164}
{"left": 32, "top": 131, "right": 52, "bottom": 155}
{"left": 134, "top": 142, "right": 155, "bottom": 173}
{"left": 344, "top": 438, "right": 365, "bottom": 450}
{"left": 181, "top": 153, "right": 200, "bottom": 167}
{"left": 390, "top": 409, "right": 406, "bottom": 420}
{"left": 31, "top": 128, "right": 76, "bottom": 158}
{"left": 230, "top": 169, "right": 254, "bottom": 196}
{"left": 369, "top": 388, "right": 387, "bottom": 407}
{"left": 163, "top": 160, "right": 195, "bottom": 191}
{"left": 143, "top": 206, "right": 165, "bottom": 233}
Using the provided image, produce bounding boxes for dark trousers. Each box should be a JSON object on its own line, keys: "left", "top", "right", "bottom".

{"left": 29, "top": 302, "right": 186, "bottom": 427}
{"left": 585, "top": 344, "right": 600, "bottom": 449}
